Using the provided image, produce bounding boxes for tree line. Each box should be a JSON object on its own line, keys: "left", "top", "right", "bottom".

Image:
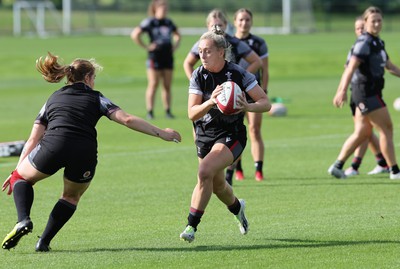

{"left": 1, "top": 0, "right": 400, "bottom": 13}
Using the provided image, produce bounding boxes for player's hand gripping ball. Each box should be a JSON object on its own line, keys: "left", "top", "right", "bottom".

{"left": 216, "top": 81, "right": 244, "bottom": 115}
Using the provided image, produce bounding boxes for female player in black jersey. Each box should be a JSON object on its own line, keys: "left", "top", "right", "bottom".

{"left": 343, "top": 16, "right": 389, "bottom": 177}
{"left": 179, "top": 26, "right": 271, "bottom": 243}
{"left": 182, "top": 9, "right": 262, "bottom": 186}
{"left": 131, "top": 0, "right": 181, "bottom": 119}
{"left": 183, "top": 8, "right": 261, "bottom": 81}
{"left": 226, "top": 8, "right": 269, "bottom": 182}
{"left": 328, "top": 6, "right": 400, "bottom": 180}
{"left": 1, "top": 52, "right": 181, "bottom": 252}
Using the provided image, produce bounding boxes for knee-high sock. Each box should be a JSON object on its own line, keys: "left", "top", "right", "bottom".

{"left": 40, "top": 199, "right": 76, "bottom": 245}
{"left": 13, "top": 180, "right": 34, "bottom": 222}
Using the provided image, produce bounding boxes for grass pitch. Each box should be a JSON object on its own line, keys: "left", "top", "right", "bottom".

{"left": 1, "top": 31, "right": 400, "bottom": 269}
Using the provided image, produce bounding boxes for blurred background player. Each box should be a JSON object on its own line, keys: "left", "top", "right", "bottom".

{"left": 344, "top": 16, "right": 389, "bottom": 177}
{"left": 329, "top": 6, "right": 400, "bottom": 180}
{"left": 228, "top": 8, "right": 269, "bottom": 182}
{"left": 183, "top": 8, "right": 261, "bottom": 81}
{"left": 179, "top": 25, "right": 270, "bottom": 243}
{"left": 131, "top": 0, "right": 181, "bottom": 119}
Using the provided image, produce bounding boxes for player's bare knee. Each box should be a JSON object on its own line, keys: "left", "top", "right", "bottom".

{"left": 61, "top": 194, "right": 81, "bottom": 205}
{"left": 213, "top": 180, "right": 229, "bottom": 196}
{"left": 197, "top": 165, "right": 213, "bottom": 181}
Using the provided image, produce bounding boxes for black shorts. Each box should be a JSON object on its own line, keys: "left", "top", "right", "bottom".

{"left": 28, "top": 137, "right": 97, "bottom": 183}
{"left": 147, "top": 52, "right": 174, "bottom": 70}
{"left": 351, "top": 84, "right": 385, "bottom": 115}
{"left": 195, "top": 130, "right": 247, "bottom": 163}
{"left": 349, "top": 96, "right": 356, "bottom": 116}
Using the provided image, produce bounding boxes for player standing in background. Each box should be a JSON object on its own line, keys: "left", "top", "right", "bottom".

{"left": 329, "top": 6, "right": 400, "bottom": 180}
{"left": 131, "top": 0, "right": 181, "bottom": 119}
{"left": 1, "top": 52, "right": 181, "bottom": 252}
{"left": 183, "top": 8, "right": 261, "bottom": 81}
{"left": 344, "top": 16, "right": 389, "bottom": 177}
{"left": 225, "top": 8, "right": 269, "bottom": 182}
{"left": 179, "top": 26, "right": 270, "bottom": 243}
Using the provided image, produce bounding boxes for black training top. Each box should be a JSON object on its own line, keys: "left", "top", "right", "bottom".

{"left": 35, "top": 82, "right": 120, "bottom": 141}
{"left": 237, "top": 33, "right": 268, "bottom": 83}
{"left": 351, "top": 32, "right": 389, "bottom": 86}
{"left": 139, "top": 17, "right": 178, "bottom": 59}
{"left": 189, "top": 61, "right": 258, "bottom": 138}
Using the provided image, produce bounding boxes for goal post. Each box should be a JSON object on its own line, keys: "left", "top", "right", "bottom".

{"left": 13, "top": 0, "right": 314, "bottom": 37}
{"left": 13, "top": 0, "right": 70, "bottom": 37}
{"left": 101, "top": 0, "right": 315, "bottom": 36}
{"left": 62, "top": 0, "right": 71, "bottom": 35}
{"left": 253, "top": 0, "right": 315, "bottom": 34}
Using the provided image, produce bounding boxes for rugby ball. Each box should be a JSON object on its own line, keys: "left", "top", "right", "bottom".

{"left": 393, "top": 97, "right": 400, "bottom": 111}
{"left": 216, "top": 81, "right": 243, "bottom": 115}
{"left": 268, "top": 103, "right": 287, "bottom": 117}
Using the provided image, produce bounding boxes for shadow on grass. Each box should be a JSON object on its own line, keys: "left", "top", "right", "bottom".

{"left": 240, "top": 176, "right": 400, "bottom": 187}
{"left": 52, "top": 237, "right": 400, "bottom": 253}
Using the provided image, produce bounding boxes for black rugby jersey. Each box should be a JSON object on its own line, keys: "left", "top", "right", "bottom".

{"left": 35, "top": 82, "right": 120, "bottom": 141}
{"left": 237, "top": 33, "right": 268, "bottom": 83}
{"left": 139, "top": 17, "right": 178, "bottom": 58}
{"left": 189, "top": 61, "right": 258, "bottom": 138}
{"left": 351, "top": 32, "right": 388, "bottom": 86}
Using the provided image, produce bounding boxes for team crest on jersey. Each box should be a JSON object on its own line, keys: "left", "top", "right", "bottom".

{"left": 248, "top": 39, "right": 254, "bottom": 46}
{"left": 358, "top": 102, "right": 367, "bottom": 113}
{"left": 159, "top": 26, "right": 170, "bottom": 37}
{"left": 82, "top": 171, "right": 91, "bottom": 179}
{"left": 225, "top": 71, "right": 232, "bottom": 81}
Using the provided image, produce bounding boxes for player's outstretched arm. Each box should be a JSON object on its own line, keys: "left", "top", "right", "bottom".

{"left": 110, "top": 109, "right": 181, "bottom": 143}
{"left": 386, "top": 59, "right": 400, "bottom": 78}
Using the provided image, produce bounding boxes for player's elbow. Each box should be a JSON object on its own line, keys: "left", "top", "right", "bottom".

{"left": 188, "top": 112, "right": 196, "bottom": 121}
{"left": 183, "top": 63, "right": 193, "bottom": 80}
{"left": 256, "top": 58, "right": 263, "bottom": 69}
{"left": 121, "top": 115, "right": 136, "bottom": 127}
{"left": 113, "top": 111, "right": 136, "bottom": 127}
{"left": 257, "top": 97, "right": 272, "bottom": 112}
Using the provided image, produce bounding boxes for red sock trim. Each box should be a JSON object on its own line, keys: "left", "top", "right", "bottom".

{"left": 10, "top": 170, "right": 31, "bottom": 187}
{"left": 190, "top": 207, "right": 204, "bottom": 215}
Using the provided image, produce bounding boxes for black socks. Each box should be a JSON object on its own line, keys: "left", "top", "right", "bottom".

{"left": 40, "top": 199, "right": 76, "bottom": 245}
{"left": 227, "top": 197, "right": 241, "bottom": 215}
{"left": 187, "top": 207, "right": 204, "bottom": 230}
{"left": 13, "top": 180, "right": 34, "bottom": 222}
